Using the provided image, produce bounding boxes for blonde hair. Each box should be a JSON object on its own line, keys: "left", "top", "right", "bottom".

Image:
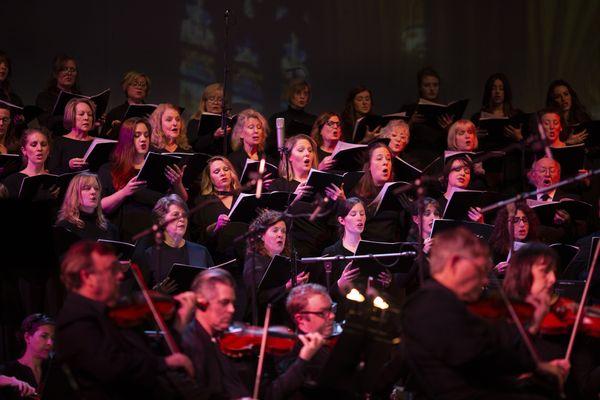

{"left": 149, "top": 103, "right": 190, "bottom": 150}
{"left": 192, "top": 83, "right": 223, "bottom": 119}
{"left": 200, "top": 156, "right": 241, "bottom": 195}
{"left": 381, "top": 119, "right": 410, "bottom": 138}
{"left": 63, "top": 98, "right": 96, "bottom": 131}
{"left": 230, "top": 108, "right": 269, "bottom": 152}
{"left": 57, "top": 172, "right": 107, "bottom": 230}
{"left": 447, "top": 119, "right": 478, "bottom": 150}
{"left": 121, "top": 71, "right": 151, "bottom": 95}
{"left": 277, "top": 134, "right": 319, "bottom": 181}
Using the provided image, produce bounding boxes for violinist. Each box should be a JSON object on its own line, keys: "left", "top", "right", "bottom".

{"left": 180, "top": 268, "right": 326, "bottom": 400}
{"left": 55, "top": 241, "right": 195, "bottom": 400}
{"left": 504, "top": 243, "right": 599, "bottom": 399}
{"left": 401, "top": 227, "right": 568, "bottom": 400}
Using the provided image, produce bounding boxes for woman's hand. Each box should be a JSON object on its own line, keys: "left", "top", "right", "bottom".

{"left": 337, "top": 261, "right": 360, "bottom": 293}
{"left": 494, "top": 261, "right": 509, "bottom": 274}
{"left": 69, "top": 157, "right": 88, "bottom": 170}
{"left": 165, "top": 164, "right": 186, "bottom": 187}
{"left": 214, "top": 213, "right": 230, "bottom": 231}
{"left": 504, "top": 124, "right": 523, "bottom": 142}
{"left": 286, "top": 271, "right": 310, "bottom": 290}
{"left": 363, "top": 125, "right": 382, "bottom": 142}
{"left": 213, "top": 126, "right": 231, "bottom": 139}
{"left": 526, "top": 289, "right": 552, "bottom": 334}
{"left": 473, "top": 162, "right": 486, "bottom": 176}
{"left": 377, "top": 270, "right": 392, "bottom": 288}
{"left": 467, "top": 207, "right": 484, "bottom": 223}
{"left": 423, "top": 237, "right": 433, "bottom": 254}
{"left": 292, "top": 182, "right": 313, "bottom": 201}
{"left": 553, "top": 209, "right": 571, "bottom": 225}
{"left": 318, "top": 155, "right": 336, "bottom": 171}
{"left": 565, "top": 129, "right": 588, "bottom": 145}
{"left": 122, "top": 176, "right": 147, "bottom": 197}
{"left": 437, "top": 113, "right": 453, "bottom": 130}
{"left": 324, "top": 184, "right": 344, "bottom": 202}
{"left": 409, "top": 111, "right": 425, "bottom": 126}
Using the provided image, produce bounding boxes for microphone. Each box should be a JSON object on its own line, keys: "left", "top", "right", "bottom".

{"left": 276, "top": 118, "right": 285, "bottom": 151}
{"left": 255, "top": 157, "right": 266, "bottom": 199}
{"left": 309, "top": 196, "right": 330, "bottom": 222}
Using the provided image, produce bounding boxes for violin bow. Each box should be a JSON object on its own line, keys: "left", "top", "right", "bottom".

{"left": 565, "top": 238, "right": 600, "bottom": 360}
{"left": 129, "top": 263, "right": 181, "bottom": 354}
{"left": 252, "top": 304, "right": 272, "bottom": 400}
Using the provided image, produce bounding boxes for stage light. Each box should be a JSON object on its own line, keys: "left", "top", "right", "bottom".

{"left": 373, "top": 296, "right": 389, "bottom": 310}
{"left": 346, "top": 288, "right": 365, "bottom": 302}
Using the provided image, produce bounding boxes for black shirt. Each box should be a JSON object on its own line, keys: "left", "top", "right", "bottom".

{"left": 47, "top": 136, "right": 93, "bottom": 174}
{"left": 56, "top": 210, "right": 119, "bottom": 241}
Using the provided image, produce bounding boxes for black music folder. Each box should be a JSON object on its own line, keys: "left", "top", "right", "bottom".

{"left": 368, "top": 181, "right": 408, "bottom": 214}
{"left": 170, "top": 152, "right": 211, "bottom": 190}
{"left": 528, "top": 199, "right": 592, "bottom": 225}
{"left": 82, "top": 138, "right": 117, "bottom": 172}
{"left": 353, "top": 240, "right": 416, "bottom": 277}
{"left": 258, "top": 255, "right": 292, "bottom": 291}
{"left": 301, "top": 169, "right": 344, "bottom": 202}
{"left": 415, "top": 98, "right": 469, "bottom": 127}
{"left": 430, "top": 219, "right": 494, "bottom": 242}
{"left": 442, "top": 189, "right": 508, "bottom": 221}
{"left": 97, "top": 239, "right": 136, "bottom": 261}
{"left": 351, "top": 113, "right": 410, "bottom": 143}
{"left": 196, "top": 112, "right": 237, "bottom": 136}
{"left": 121, "top": 103, "right": 158, "bottom": 120}
{"left": 228, "top": 191, "right": 291, "bottom": 224}
{"left": 136, "top": 152, "right": 182, "bottom": 193}
{"left": 330, "top": 141, "right": 367, "bottom": 171}
{"left": 18, "top": 171, "right": 80, "bottom": 201}
{"left": 548, "top": 144, "right": 586, "bottom": 177}
{"left": 240, "top": 158, "right": 279, "bottom": 185}
{"left": 167, "top": 263, "right": 208, "bottom": 293}
{"left": 52, "top": 88, "right": 111, "bottom": 121}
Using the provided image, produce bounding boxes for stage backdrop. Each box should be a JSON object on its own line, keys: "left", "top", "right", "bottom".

{"left": 2, "top": 0, "right": 599, "bottom": 120}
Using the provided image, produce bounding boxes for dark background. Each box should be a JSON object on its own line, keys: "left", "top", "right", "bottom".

{"left": 2, "top": 0, "right": 599, "bottom": 120}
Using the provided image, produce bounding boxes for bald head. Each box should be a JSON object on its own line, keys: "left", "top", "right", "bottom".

{"left": 528, "top": 157, "right": 561, "bottom": 189}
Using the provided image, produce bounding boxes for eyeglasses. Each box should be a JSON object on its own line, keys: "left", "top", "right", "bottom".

{"left": 206, "top": 96, "right": 223, "bottom": 103}
{"left": 536, "top": 168, "right": 557, "bottom": 175}
{"left": 59, "top": 67, "right": 77, "bottom": 73}
{"left": 130, "top": 81, "right": 147, "bottom": 88}
{"left": 510, "top": 216, "right": 528, "bottom": 224}
{"left": 299, "top": 303, "right": 337, "bottom": 319}
{"left": 325, "top": 120, "right": 341, "bottom": 127}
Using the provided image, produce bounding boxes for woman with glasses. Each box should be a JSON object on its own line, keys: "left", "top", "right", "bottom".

{"left": 187, "top": 83, "right": 230, "bottom": 155}
{"left": 489, "top": 202, "right": 540, "bottom": 270}
{"left": 310, "top": 111, "right": 343, "bottom": 172}
{"left": 437, "top": 155, "right": 484, "bottom": 223}
{"left": 141, "top": 194, "right": 213, "bottom": 290}
{"left": 102, "top": 71, "right": 151, "bottom": 139}
{"left": 35, "top": 54, "right": 81, "bottom": 136}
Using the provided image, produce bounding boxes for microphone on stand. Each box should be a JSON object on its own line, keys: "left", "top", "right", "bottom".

{"left": 276, "top": 117, "right": 285, "bottom": 151}
{"left": 535, "top": 116, "right": 553, "bottom": 160}
{"left": 255, "top": 157, "right": 266, "bottom": 199}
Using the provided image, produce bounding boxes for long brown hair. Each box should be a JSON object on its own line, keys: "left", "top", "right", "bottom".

{"left": 353, "top": 142, "right": 393, "bottom": 199}
{"left": 489, "top": 202, "right": 539, "bottom": 256}
{"left": 310, "top": 111, "right": 342, "bottom": 148}
{"left": 503, "top": 242, "right": 557, "bottom": 300}
{"left": 110, "top": 118, "right": 151, "bottom": 190}
{"left": 247, "top": 209, "right": 291, "bottom": 258}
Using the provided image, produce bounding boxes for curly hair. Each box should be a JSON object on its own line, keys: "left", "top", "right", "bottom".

{"left": 246, "top": 209, "right": 290, "bottom": 257}
{"left": 489, "top": 202, "right": 539, "bottom": 256}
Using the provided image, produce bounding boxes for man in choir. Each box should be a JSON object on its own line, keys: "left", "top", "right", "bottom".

{"left": 401, "top": 227, "right": 569, "bottom": 399}
{"left": 56, "top": 241, "right": 195, "bottom": 399}
{"left": 181, "top": 269, "right": 327, "bottom": 400}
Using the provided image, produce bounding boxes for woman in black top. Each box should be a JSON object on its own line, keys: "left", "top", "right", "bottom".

{"left": 0, "top": 52, "right": 23, "bottom": 106}
{"left": 99, "top": 118, "right": 187, "bottom": 242}
{"left": 102, "top": 71, "right": 151, "bottom": 139}
{"left": 341, "top": 86, "right": 380, "bottom": 143}
{"left": 186, "top": 83, "right": 229, "bottom": 155}
{"left": 35, "top": 54, "right": 81, "bottom": 136}
{"left": 351, "top": 142, "right": 411, "bottom": 242}
{"left": 243, "top": 209, "right": 308, "bottom": 324}
{"left": 437, "top": 155, "right": 484, "bottom": 223}
{"left": 149, "top": 103, "right": 192, "bottom": 154}
{"left": 0, "top": 102, "right": 21, "bottom": 157}
{"left": 0, "top": 314, "right": 54, "bottom": 400}
{"left": 310, "top": 111, "right": 343, "bottom": 172}
{"left": 47, "top": 98, "right": 95, "bottom": 174}
{"left": 2, "top": 129, "right": 56, "bottom": 199}
{"left": 269, "top": 134, "right": 342, "bottom": 258}
{"left": 546, "top": 79, "right": 591, "bottom": 145}
{"left": 56, "top": 172, "right": 118, "bottom": 241}
{"left": 142, "top": 194, "right": 213, "bottom": 289}
{"left": 228, "top": 108, "right": 273, "bottom": 176}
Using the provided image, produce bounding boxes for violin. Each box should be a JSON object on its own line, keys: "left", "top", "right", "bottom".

{"left": 219, "top": 322, "right": 342, "bottom": 358}
{"left": 108, "top": 290, "right": 176, "bottom": 328}
{"left": 540, "top": 296, "right": 600, "bottom": 338}
{"left": 467, "top": 292, "right": 535, "bottom": 324}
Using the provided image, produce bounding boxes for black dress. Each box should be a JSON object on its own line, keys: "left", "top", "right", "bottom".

{"left": 97, "top": 162, "right": 163, "bottom": 243}
{"left": 1, "top": 172, "right": 59, "bottom": 202}
{"left": 35, "top": 87, "right": 81, "bottom": 137}
{"left": 227, "top": 148, "right": 274, "bottom": 179}
{"left": 352, "top": 188, "right": 411, "bottom": 243}
{"left": 269, "top": 178, "right": 338, "bottom": 258}
{"left": 47, "top": 136, "right": 93, "bottom": 174}
{"left": 319, "top": 240, "right": 353, "bottom": 321}
{"left": 55, "top": 211, "right": 119, "bottom": 241}
{"left": 186, "top": 117, "right": 225, "bottom": 156}
{"left": 101, "top": 101, "right": 129, "bottom": 139}
{"left": 0, "top": 360, "right": 43, "bottom": 400}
